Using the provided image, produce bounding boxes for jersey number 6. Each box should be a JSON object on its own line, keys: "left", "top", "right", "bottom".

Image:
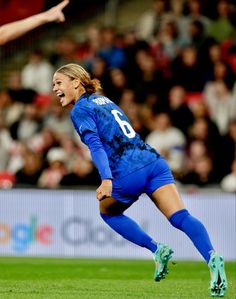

{"left": 111, "top": 109, "right": 136, "bottom": 138}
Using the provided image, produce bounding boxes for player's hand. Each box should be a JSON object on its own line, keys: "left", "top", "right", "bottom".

{"left": 96, "top": 179, "right": 112, "bottom": 201}
{"left": 43, "top": 0, "right": 69, "bottom": 23}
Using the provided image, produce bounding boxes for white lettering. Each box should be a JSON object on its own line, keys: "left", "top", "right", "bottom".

{"left": 92, "top": 97, "right": 112, "bottom": 105}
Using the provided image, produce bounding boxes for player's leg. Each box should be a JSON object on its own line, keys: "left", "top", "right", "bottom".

{"left": 151, "top": 183, "right": 214, "bottom": 261}
{"left": 151, "top": 183, "right": 227, "bottom": 296}
{"left": 99, "top": 168, "right": 173, "bottom": 282}
{"left": 100, "top": 197, "right": 173, "bottom": 281}
{"left": 99, "top": 196, "right": 158, "bottom": 253}
{"left": 146, "top": 157, "right": 215, "bottom": 262}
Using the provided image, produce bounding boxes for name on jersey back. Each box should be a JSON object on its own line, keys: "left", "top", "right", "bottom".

{"left": 92, "top": 97, "right": 112, "bottom": 105}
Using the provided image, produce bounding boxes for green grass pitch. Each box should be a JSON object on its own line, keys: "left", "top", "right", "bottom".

{"left": 0, "top": 257, "right": 235, "bottom": 299}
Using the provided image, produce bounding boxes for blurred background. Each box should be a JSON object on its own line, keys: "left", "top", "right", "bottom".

{"left": 0, "top": 0, "right": 236, "bottom": 193}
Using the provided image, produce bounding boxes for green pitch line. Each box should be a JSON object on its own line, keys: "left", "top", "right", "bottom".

{"left": 0, "top": 257, "right": 235, "bottom": 299}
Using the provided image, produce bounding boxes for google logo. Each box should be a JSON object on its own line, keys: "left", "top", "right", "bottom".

{"left": 0, "top": 216, "right": 53, "bottom": 252}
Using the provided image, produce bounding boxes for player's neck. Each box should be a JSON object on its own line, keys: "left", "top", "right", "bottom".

{"left": 75, "top": 86, "right": 86, "bottom": 103}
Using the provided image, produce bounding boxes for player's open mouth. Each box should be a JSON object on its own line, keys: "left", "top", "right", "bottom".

{"left": 58, "top": 93, "right": 65, "bottom": 98}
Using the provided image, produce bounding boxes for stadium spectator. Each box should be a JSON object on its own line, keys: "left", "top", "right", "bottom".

{"left": 166, "top": 0, "right": 186, "bottom": 39}
{"left": 21, "top": 50, "right": 54, "bottom": 94}
{"left": 15, "top": 148, "right": 43, "bottom": 186}
{"left": 5, "top": 70, "right": 36, "bottom": 104}
{"left": 58, "top": 134, "right": 91, "bottom": 170}
{"left": 203, "top": 79, "right": 236, "bottom": 135}
{"left": 168, "top": 85, "right": 194, "bottom": 136}
{"left": 38, "top": 147, "right": 67, "bottom": 188}
{"left": 146, "top": 112, "right": 186, "bottom": 175}
{"left": 187, "top": 19, "right": 216, "bottom": 65}
{"left": 10, "top": 103, "right": 42, "bottom": 141}
{"left": 191, "top": 103, "right": 216, "bottom": 131}
{"left": 208, "top": 0, "right": 236, "bottom": 43}
{"left": 122, "top": 27, "right": 150, "bottom": 80}
{"left": 150, "top": 20, "right": 183, "bottom": 62}
{"left": 42, "top": 98, "right": 75, "bottom": 137}
{"left": 105, "top": 68, "right": 129, "bottom": 104}
{"left": 60, "top": 157, "right": 99, "bottom": 187}
{"left": 203, "top": 43, "right": 224, "bottom": 82}
{"left": 170, "top": 46, "right": 205, "bottom": 92}
{"left": 51, "top": 35, "right": 81, "bottom": 69}
{"left": 182, "top": 0, "right": 211, "bottom": 40}
{"left": 77, "top": 23, "right": 102, "bottom": 70}
{"left": 6, "top": 141, "right": 28, "bottom": 174}
{"left": 220, "top": 158, "right": 236, "bottom": 192}
{"left": 27, "top": 127, "right": 58, "bottom": 155}
{"left": 183, "top": 139, "right": 209, "bottom": 173}
{"left": 0, "top": 89, "right": 25, "bottom": 128}
{"left": 134, "top": 49, "right": 168, "bottom": 103}
{"left": 218, "top": 119, "right": 236, "bottom": 177}
{"left": 97, "top": 26, "right": 127, "bottom": 69}
{"left": 89, "top": 57, "right": 110, "bottom": 95}
{"left": 188, "top": 115, "right": 220, "bottom": 155}
{"left": 179, "top": 155, "right": 218, "bottom": 186}
{"left": 205, "top": 59, "right": 235, "bottom": 89}
{"left": 136, "top": 0, "right": 170, "bottom": 42}
{"left": 138, "top": 92, "right": 163, "bottom": 134}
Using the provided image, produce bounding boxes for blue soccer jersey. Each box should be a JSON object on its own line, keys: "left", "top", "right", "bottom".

{"left": 70, "top": 93, "right": 160, "bottom": 179}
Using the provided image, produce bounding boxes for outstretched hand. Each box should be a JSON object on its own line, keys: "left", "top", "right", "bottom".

{"left": 44, "top": 0, "right": 69, "bottom": 23}
{"left": 96, "top": 179, "right": 112, "bottom": 201}
{"left": 0, "top": 0, "right": 69, "bottom": 46}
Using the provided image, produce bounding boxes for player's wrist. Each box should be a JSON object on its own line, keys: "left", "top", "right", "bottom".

{"left": 101, "top": 179, "right": 113, "bottom": 187}
{"left": 40, "top": 11, "right": 52, "bottom": 24}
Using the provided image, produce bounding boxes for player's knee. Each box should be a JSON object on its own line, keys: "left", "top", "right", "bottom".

{"left": 99, "top": 197, "right": 130, "bottom": 215}
{"left": 169, "top": 208, "right": 190, "bottom": 229}
{"left": 99, "top": 198, "right": 113, "bottom": 215}
{"left": 99, "top": 204, "right": 110, "bottom": 215}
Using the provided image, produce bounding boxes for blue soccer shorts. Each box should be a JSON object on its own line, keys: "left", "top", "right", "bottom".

{"left": 111, "top": 157, "right": 175, "bottom": 204}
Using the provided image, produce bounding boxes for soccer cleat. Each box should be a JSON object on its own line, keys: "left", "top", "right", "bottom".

{"left": 208, "top": 252, "right": 228, "bottom": 297}
{"left": 153, "top": 243, "right": 174, "bottom": 282}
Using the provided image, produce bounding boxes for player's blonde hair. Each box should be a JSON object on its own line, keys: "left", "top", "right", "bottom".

{"left": 55, "top": 63, "right": 102, "bottom": 94}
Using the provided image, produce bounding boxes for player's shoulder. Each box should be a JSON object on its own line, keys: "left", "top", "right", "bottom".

{"left": 76, "top": 93, "right": 114, "bottom": 108}
{"left": 70, "top": 93, "right": 114, "bottom": 118}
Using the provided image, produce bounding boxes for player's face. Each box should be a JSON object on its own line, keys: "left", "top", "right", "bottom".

{"left": 52, "top": 72, "right": 78, "bottom": 107}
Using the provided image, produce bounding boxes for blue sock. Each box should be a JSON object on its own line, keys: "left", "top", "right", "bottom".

{"left": 101, "top": 213, "right": 157, "bottom": 253}
{"left": 169, "top": 209, "right": 214, "bottom": 263}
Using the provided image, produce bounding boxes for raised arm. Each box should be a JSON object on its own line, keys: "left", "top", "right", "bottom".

{"left": 0, "top": 0, "right": 69, "bottom": 46}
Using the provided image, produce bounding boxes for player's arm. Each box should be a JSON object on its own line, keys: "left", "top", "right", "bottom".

{"left": 0, "top": 0, "right": 69, "bottom": 46}
{"left": 82, "top": 131, "right": 113, "bottom": 201}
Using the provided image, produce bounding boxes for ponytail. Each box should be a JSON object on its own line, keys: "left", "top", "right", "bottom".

{"left": 83, "top": 78, "right": 102, "bottom": 94}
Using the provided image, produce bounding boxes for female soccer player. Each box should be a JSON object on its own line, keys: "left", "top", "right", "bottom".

{"left": 53, "top": 63, "right": 227, "bottom": 297}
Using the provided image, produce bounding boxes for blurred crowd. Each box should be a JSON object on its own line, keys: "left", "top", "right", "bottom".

{"left": 0, "top": 0, "right": 236, "bottom": 191}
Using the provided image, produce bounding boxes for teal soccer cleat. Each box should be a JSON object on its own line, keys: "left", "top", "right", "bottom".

{"left": 153, "top": 243, "right": 174, "bottom": 282}
{"left": 208, "top": 252, "right": 228, "bottom": 297}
